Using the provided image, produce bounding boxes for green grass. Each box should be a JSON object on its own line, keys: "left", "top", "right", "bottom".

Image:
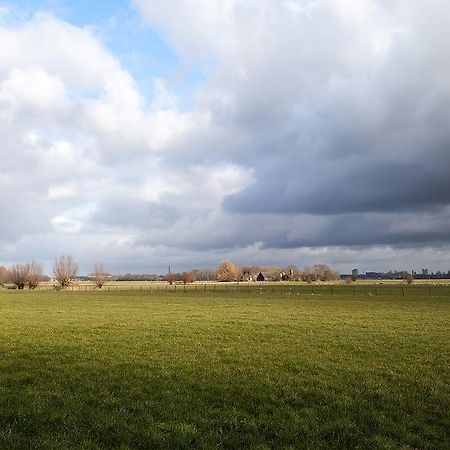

{"left": 0, "top": 288, "right": 449, "bottom": 449}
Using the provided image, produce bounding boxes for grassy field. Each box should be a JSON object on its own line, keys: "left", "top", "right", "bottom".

{"left": 0, "top": 288, "right": 449, "bottom": 449}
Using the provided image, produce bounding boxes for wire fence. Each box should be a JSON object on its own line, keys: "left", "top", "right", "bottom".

{"left": 27, "top": 282, "right": 450, "bottom": 297}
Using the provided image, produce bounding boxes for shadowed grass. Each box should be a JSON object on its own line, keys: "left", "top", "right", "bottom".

{"left": 0, "top": 289, "right": 449, "bottom": 448}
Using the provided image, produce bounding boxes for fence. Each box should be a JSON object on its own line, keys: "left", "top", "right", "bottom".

{"left": 30, "top": 282, "right": 450, "bottom": 297}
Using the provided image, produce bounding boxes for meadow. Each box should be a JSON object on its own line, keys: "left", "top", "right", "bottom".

{"left": 0, "top": 286, "right": 449, "bottom": 449}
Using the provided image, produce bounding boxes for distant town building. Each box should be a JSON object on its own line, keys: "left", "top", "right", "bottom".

{"left": 422, "top": 269, "right": 429, "bottom": 275}
{"left": 365, "top": 272, "right": 379, "bottom": 278}
{"left": 351, "top": 269, "right": 359, "bottom": 278}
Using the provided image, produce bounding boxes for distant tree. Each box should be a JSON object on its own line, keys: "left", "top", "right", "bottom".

{"left": 207, "top": 268, "right": 218, "bottom": 281}
{"left": 241, "top": 266, "right": 251, "bottom": 281}
{"left": 26, "top": 261, "right": 43, "bottom": 289}
{"left": 266, "top": 267, "right": 282, "bottom": 281}
{"left": 302, "top": 266, "right": 314, "bottom": 283}
{"left": 344, "top": 276, "right": 353, "bottom": 285}
{"left": 166, "top": 273, "right": 176, "bottom": 285}
{"left": 0, "top": 266, "right": 8, "bottom": 286}
{"left": 217, "top": 260, "right": 239, "bottom": 282}
{"left": 180, "top": 271, "right": 195, "bottom": 284}
{"left": 304, "top": 273, "right": 314, "bottom": 284}
{"left": 310, "top": 264, "right": 340, "bottom": 281}
{"left": 116, "top": 273, "right": 160, "bottom": 281}
{"left": 9, "top": 263, "right": 29, "bottom": 289}
{"left": 91, "top": 263, "right": 109, "bottom": 289}
{"left": 250, "top": 266, "right": 261, "bottom": 280}
{"left": 286, "top": 265, "right": 301, "bottom": 281}
{"left": 400, "top": 271, "right": 414, "bottom": 285}
{"left": 54, "top": 255, "right": 78, "bottom": 288}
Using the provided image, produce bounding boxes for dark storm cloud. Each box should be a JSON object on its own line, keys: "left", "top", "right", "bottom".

{"left": 224, "top": 149, "right": 450, "bottom": 216}
{"left": 192, "top": 0, "right": 450, "bottom": 249}
{"left": 257, "top": 210, "right": 450, "bottom": 249}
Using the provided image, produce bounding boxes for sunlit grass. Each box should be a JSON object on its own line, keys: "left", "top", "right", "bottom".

{"left": 0, "top": 288, "right": 449, "bottom": 448}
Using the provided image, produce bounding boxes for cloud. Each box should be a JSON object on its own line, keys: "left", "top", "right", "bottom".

{"left": 0, "top": 10, "right": 254, "bottom": 270}
{"left": 1, "top": 2, "right": 450, "bottom": 273}
{"left": 134, "top": 1, "right": 450, "bottom": 248}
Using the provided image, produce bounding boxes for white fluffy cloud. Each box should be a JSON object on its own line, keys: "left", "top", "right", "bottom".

{"left": 0, "top": 10, "right": 254, "bottom": 271}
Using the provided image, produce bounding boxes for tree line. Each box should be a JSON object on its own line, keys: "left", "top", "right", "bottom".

{"left": 0, "top": 256, "right": 109, "bottom": 290}
{"left": 214, "top": 261, "right": 340, "bottom": 283}
{"left": 0, "top": 257, "right": 341, "bottom": 290}
{"left": 163, "top": 262, "right": 340, "bottom": 284}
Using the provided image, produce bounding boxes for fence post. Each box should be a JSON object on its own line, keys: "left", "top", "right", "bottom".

{"left": 331, "top": 286, "right": 333, "bottom": 296}
{"left": 401, "top": 287, "right": 405, "bottom": 297}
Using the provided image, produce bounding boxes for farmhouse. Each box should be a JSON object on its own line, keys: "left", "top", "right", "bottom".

{"left": 256, "top": 272, "right": 270, "bottom": 282}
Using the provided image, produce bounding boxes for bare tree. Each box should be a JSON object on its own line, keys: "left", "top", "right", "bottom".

{"left": 398, "top": 271, "right": 414, "bottom": 285}
{"left": 301, "top": 266, "right": 311, "bottom": 281}
{"left": 241, "top": 266, "right": 253, "bottom": 281}
{"left": 180, "top": 271, "right": 195, "bottom": 284}
{"left": 9, "top": 263, "right": 29, "bottom": 289}
{"left": 195, "top": 268, "right": 218, "bottom": 281}
{"left": 301, "top": 266, "right": 315, "bottom": 283}
{"left": 166, "top": 273, "right": 176, "bottom": 285}
{"left": 307, "top": 264, "right": 340, "bottom": 282}
{"left": 54, "top": 255, "right": 78, "bottom": 288}
{"left": 26, "top": 261, "right": 43, "bottom": 289}
{"left": 264, "top": 267, "right": 282, "bottom": 281}
{"left": 217, "top": 260, "right": 239, "bottom": 282}
{"left": 286, "top": 265, "right": 301, "bottom": 281}
{"left": 91, "top": 263, "right": 109, "bottom": 289}
{"left": 0, "top": 266, "right": 8, "bottom": 287}
{"left": 250, "top": 266, "right": 261, "bottom": 279}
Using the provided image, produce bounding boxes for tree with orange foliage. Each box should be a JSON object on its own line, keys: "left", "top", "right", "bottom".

{"left": 180, "top": 271, "right": 195, "bottom": 284}
{"left": 166, "top": 273, "right": 176, "bottom": 285}
{"left": 217, "top": 260, "right": 239, "bottom": 282}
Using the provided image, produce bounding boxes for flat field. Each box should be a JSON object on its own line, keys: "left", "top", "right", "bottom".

{"left": 0, "top": 287, "right": 449, "bottom": 449}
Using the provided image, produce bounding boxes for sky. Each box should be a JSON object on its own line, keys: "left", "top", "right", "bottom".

{"left": 1, "top": 0, "right": 450, "bottom": 275}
